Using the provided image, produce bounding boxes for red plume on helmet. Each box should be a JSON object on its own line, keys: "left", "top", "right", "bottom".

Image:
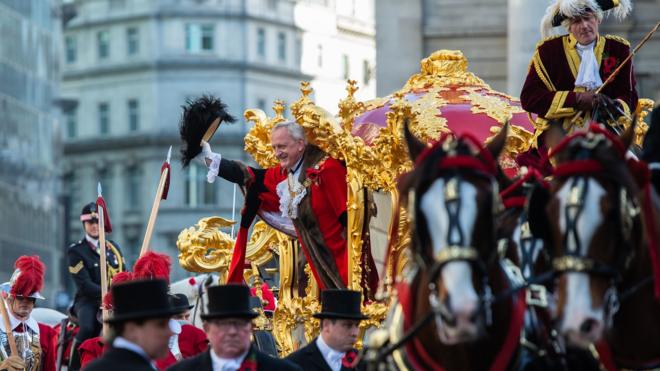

{"left": 133, "top": 252, "right": 171, "bottom": 284}
{"left": 9, "top": 256, "right": 46, "bottom": 299}
{"left": 103, "top": 271, "right": 134, "bottom": 310}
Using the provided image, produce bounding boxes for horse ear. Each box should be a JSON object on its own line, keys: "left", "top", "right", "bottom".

{"left": 526, "top": 183, "right": 551, "bottom": 240}
{"left": 404, "top": 119, "right": 426, "bottom": 161}
{"left": 486, "top": 122, "right": 509, "bottom": 159}
{"left": 619, "top": 114, "right": 637, "bottom": 151}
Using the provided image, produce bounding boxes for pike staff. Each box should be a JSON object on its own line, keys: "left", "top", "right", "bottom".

{"left": 139, "top": 146, "right": 172, "bottom": 257}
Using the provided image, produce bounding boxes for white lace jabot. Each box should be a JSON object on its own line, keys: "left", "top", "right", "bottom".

{"left": 574, "top": 41, "right": 603, "bottom": 91}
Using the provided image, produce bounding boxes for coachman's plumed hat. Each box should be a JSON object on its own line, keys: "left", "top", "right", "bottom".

{"left": 313, "top": 289, "right": 368, "bottom": 320}
{"left": 0, "top": 256, "right": 46, "bottom": 300}
{"left": 541, "top": 0, "right": 632, "bottom": 37}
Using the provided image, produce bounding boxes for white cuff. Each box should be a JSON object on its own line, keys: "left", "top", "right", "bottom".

{"left": 206, "top": 153, "right": 222, "bottom": 183}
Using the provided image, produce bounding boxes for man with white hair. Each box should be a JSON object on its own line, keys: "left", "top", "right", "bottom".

{"left": 520, "top": 0, "right": 637, "bottom": 147}
{"left": 178, "top": 96, "right": 379, "bottom": 292}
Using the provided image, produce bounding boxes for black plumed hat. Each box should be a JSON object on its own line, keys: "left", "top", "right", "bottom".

{"left": 179, "top": 95, "right": 236, "bottom": 167}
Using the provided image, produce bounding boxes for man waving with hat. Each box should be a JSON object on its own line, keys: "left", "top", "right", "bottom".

{"left": 167, "top": 284, "right": 300, "bottom": 371}
{"left": 286, "top": 290, "right": 366, "bottom": 371}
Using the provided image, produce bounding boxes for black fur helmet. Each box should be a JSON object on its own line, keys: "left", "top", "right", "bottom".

{"left": 179, "top": 95, "right": 236, "bottom": 167}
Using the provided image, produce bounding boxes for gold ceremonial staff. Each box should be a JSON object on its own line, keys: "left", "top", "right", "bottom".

{"left": 97, "top": 183, "right": 110, "bottom": 338}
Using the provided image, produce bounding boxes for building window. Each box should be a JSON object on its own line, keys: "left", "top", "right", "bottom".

{"left": 98, "top": 102, "right": 110, "bottom": 135}
{"left": 127, "top": 99, "right": 139, "bottom": 131}
{"left": 277, "top": 32, "right": 286, "bottom": 62}
{"left": 317, "top": 44, "right": 323, "bottom": 68}
{"left": 342, "top": 54, "right": 350, "bottom": 80}
{"left": 125, "top": 165, "right": 141, "bottom": 209}
{"left": 363, "top": 60, "right": 372, "bottom": 85}
{"left": 257, "top": 28, "right": 266, "bottom": 58}
{"left": 98, "top": 167, "right": 112, "bottom": 202}
{"left": 65, "top": 107, "right": 77, "bottom": 138}
{"left": 65, "top": 36, "right": 76, "bottom": 64}
{"left": 126, "top": 27, "right": 139, "bottom": 56}
{"left": 185, "top": 164, "right": 217, "bottom": 206}
{"left": 97, "top": 30, "right": 110, "bottom": 59}
{"left": 185, "top": 24, "right": 214, "bottom": 53}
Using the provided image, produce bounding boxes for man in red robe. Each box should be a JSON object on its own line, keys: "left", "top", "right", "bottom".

{"left": 200, "top": 120, "right": 369, "bottom": 291}
{"left": 520, "top": 0, "right": 637, "bottom": 148}
{"left": 0, "top": 256, "right": 56, "bottom": 371}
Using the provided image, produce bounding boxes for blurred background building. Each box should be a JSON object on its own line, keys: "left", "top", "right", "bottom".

{"left": 0, "top": 0, "right": 64, "bottom": 307}
{"left": 59, "top": 0, "right": 376, "bottom": 286}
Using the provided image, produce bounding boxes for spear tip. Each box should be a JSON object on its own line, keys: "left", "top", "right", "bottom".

{"left": 167, "top": 146, "right": 172, "bottom": 164}
{"left": 97, "top": 182, "right": 103, "bottom": 197}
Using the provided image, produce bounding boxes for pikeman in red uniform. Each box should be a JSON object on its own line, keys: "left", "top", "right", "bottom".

{"left": 520, "top": 0, "right": 637, "bottom": 152}
{"left": 0, "top": 256, "right": 56, "bottom": 371}
{"left": 178, "top": 97, "right": 378, "bottom": 293}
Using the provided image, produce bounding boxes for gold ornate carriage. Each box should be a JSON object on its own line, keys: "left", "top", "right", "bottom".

{"left": 175, "top": 50, "right": 654, "bottom": 356}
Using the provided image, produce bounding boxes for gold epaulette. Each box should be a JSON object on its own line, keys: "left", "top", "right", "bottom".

{"left": 604, "top": 34, "right": 630, "bottom": 47}
{"left": 535, "top": 34, "right": 564, "bottom": 49}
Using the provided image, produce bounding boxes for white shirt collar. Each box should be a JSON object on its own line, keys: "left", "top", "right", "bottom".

{"left": 113, "top": 336, "right": 153, "bottom": 366}
{"left": 0, "top": 302, "right": 39, "bottom": 335}
{"left": 209, "top": 347, "right": 249, "bottom": 371}
{"left": 85, "top": 234, "right": 99, "bottom": 248}
{"left": 316, "top": 336, "right": 344, "bottom": 371}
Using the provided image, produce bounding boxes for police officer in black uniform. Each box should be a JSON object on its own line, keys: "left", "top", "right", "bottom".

{"left": 67, "top": 202, "right": 127, "bottom": 370}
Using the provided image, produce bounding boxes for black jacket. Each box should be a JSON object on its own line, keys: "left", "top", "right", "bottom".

{"left": 167, "top": 346, "right": 302, "bottom": 371}
{"left": 67, "top": 236, "right": 126, "bottom": 304}
{"left": 286, "top": 339, "right": 361, "bottom": 371}
{"left": 85, "top": 347, "right": 154, "bottom": 371}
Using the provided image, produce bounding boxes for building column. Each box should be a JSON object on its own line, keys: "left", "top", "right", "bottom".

{"left": 507, "top": 0, "right": 547, "bottom": 96}
{"left": 375, "top": 0, "right": 423, "bottom": 96}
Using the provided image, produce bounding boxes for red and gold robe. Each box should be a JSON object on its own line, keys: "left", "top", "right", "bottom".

{"left": 520, "top": 33, "right": 638, "bottom": 133}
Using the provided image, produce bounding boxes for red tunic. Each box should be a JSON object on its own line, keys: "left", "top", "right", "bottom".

{"left": 155, "top": 324, "right": 208, "bottom": 370}
{"left": 79, "top": 336, "right": 106, "bottom": 369}
{"left": 38, "top": 323, "right": 57, "bottom": 371}
{"left": 520, "top": 33, "right": 638, "bottom": 130}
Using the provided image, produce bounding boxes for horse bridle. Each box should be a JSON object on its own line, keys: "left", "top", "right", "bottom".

{"left": 550, "top": 142, "right": 642, "bottom": 327}
{"left": 417, "top": 174, "right": 498, "bottom": 329}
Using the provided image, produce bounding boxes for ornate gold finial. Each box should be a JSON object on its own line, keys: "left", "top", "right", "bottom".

{"left": 338, "top": 80, "right": 365, "bottom": 132}
{"left": 273, "top": 100, "right": 286, "bottom": 120}
{"left": 291, "top": 81, "right": 314, "bottom": 119}
{"left": 403, "top": 50, "right": 488, "bottom": 90}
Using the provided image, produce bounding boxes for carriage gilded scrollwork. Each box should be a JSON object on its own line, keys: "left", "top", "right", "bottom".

{"left": 174, "top": 49, "right": 655, "bottom": 358}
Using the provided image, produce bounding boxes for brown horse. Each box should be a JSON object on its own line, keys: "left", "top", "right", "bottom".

{"left": 529, "top": 123, "right": 660, "bottom": 369}
{"left": 369, "top": 124, "right": 530, "bottom": 370}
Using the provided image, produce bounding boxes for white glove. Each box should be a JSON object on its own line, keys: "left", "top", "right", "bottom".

{"left": 199, "top": 140, "right": 222, "bottom": 183}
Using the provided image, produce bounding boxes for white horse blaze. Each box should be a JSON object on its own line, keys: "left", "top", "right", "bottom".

{"left": 421, "top": 179, "right": 479, "bottom": 315}
{"left": 557, "top": 179, "right": 606, "bottom": 335}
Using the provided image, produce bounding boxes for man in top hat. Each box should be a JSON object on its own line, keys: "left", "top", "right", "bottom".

{"left": 179, "top": 98, "right": 378, "bottom": 293}
{"left": 286, "top": 290, "right": 366, "bottom": 371}
{"left": 167, "top": 284, "right": 301, "bottom": 371}
{"left": 85, "top": 279, "right": 180, "bottom": 371}
{"left": 0, "top": 256, "right": 57, "bottom": 371}
{"left": 520, "top": 0, "right": 637, "bottom": 148}
{"left": 67, "top": 202, "right": 127, "bottom": 370}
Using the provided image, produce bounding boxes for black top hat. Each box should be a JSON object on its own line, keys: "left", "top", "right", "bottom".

{"left": 171, "top": 293, "right": 194, "bottom": 312}
{"left": 313, "top": 290, "right": 368, "bottom": 320}
{"left": 107, "top": 279, "right": 180, "bottom": 323}
{"left": 201, "top": 284, "right": 259, "bottom": 320}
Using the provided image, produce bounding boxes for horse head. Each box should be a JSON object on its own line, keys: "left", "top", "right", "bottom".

{"left": 529, "top": 122, "right": 644, "bottom": 349}
{"left": 399, "top": 122, "right": 507, "bottom": 345}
